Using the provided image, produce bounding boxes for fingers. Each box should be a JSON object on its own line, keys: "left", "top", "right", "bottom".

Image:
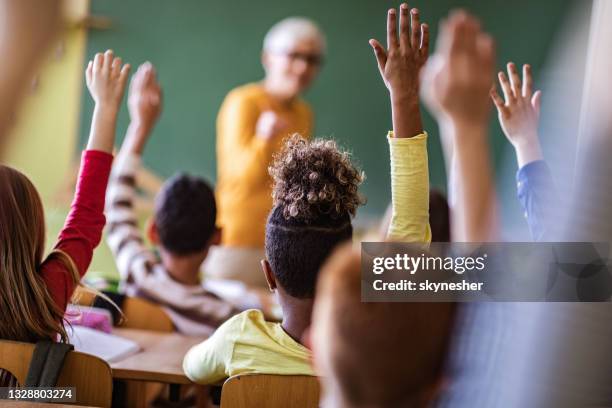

{"left": 490, "top": 87, "right": 506, "bottom": 113}
{"left": 93, "top": 52, "right": 103, "bottom": 74}
{"left": 477, "top": 34, "right": 495, "bottom": 73}
{"left": 420, "top": 23, "right": 429, "bottom": 55}
{"left": 522, "top": 64, "right": 533, "bottom": 97}
{"left": 369, "top": 39, "right": 388, "bottom": 75}
{"left": 507, "top": 62, "right": 521, "bottom": 98}
{"left": 119, "top": 64, "right": 131, "bottom": 90}
{"left": 449, "top": 10, "right": 469, "bottom": 54}
{"left": 86, "top": 60, "right": 93, "bottom": 84}
{"left": 531, "top": 90, "right": 542, "bottom": 116}
{"left": 498, "top": 71, "right": 514, "bottom": 103}
{"left": 387, "top": 8, "right": 398, "bottom": 50}
{"left": 103, "top": 49, "right": 114, "bottom": 73}
{"left": 111, "top": 56, "right": 122, "bottom": 78}
{"left": 399, "top": 4, "right": 410, "bottom": 50}
{"left": 410, "top": 8, "right": 421, "bottom": 50}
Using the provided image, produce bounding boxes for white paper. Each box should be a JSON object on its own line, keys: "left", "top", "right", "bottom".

{"left": 68, "top": 325, "right": 140, "bottom": 363}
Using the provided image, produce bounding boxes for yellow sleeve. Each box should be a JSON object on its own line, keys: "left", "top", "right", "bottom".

{"left": 182, "top": 314, "right": 240, "bottom": 384}
{"left": 217, "top": 91, "right": 276, "bottom": 187}
{"left": 386, "top": 132, "right": 432, "bottom": 244}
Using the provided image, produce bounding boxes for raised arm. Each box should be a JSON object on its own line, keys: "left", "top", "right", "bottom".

{"left": 421, "top": 11, "right": 498, "bottom": 242}
{"left": 491, "top": 63, "right": 557, "bottom": 241}
{"left": 370, "top": 3, "right": 431, "bottom": 243}
{"left": 41, "top": 50, "right": 130, "bottom": 311}
{"left": 106, "top": 62, "right": 162, "bottom": 283}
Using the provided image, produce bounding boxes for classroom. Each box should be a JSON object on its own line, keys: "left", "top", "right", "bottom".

{"left": 1, "top": 0, "right": 612, "bottom": 407}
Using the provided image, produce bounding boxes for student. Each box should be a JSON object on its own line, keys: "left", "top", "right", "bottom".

{"left": 418, "top": 11, "right": 509, "bottom": 408}
{"left": 311, "top": 244, "right": 456, "bottom": 408}
{"left": 491, "top": 63, "right": 557, "bottom": 241}
{"left": 106, "top": 63, "right": 238, "bottom": 336}
{"left": 420, "top": 10, "right": 498, "bottom": 243}
{"left": 0, "top": 50, "right": 129, "bottom": 342}
{"left": 182, "top": 2, "right": 431, "bottom": 385}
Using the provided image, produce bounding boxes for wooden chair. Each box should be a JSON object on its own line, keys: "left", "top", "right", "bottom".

{"left": 118, "top": 297, "right": 174, "bottom": 332}
{"left": 72, "top": 287, "right": 174, "bottom": 332}
{"left": 0, "top": 340, "right": 113, "bottom": 407}
{"left": 220, "top": 374, "right": 320, "bottom": 408}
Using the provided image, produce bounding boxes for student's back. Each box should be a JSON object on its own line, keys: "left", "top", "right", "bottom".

{"left": 183, "top": 135, "right": 364, "bottom": 384}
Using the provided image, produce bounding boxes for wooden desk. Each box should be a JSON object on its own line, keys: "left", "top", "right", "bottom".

{"left": 110, "top": 328, "right": 207, "bottom": 385}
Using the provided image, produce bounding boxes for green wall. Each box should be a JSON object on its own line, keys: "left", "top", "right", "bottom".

{"left": 79, "top": 0, "right": 571, "bottom": 217}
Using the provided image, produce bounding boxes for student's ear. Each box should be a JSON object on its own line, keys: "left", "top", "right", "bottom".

{"left": 261, "top": 51, "right": 270, "bottom": 73}
{"left": 261, "top": 259, "right": 276, "bottom": 292}
{"left": 209, "top": 227, "right": 221, "bottom": 246}
{"left": 146, "top": 218, "right": 160, "bottom": 245}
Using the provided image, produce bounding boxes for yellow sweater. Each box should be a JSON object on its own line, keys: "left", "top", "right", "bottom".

{"left": 182, "top": 134, "right": 431, "bottom": 384}
{"left": 216, "top": 83, "right": 313, "bottom": 247}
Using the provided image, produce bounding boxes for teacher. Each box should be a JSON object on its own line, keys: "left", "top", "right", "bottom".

{"left": 207, "top": 17, "right": 326, "bottom": 287}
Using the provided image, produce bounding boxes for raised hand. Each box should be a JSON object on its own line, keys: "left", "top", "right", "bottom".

{"left": 86, "top": 50, "right": 131, "bottom": 109}
{"left": 370, "top": 3, "right": 429, "bottom": 138}
{"left": 128, "top": 62, "right": 163, "bottom": 129}
{"left": 420, "top": 11, "right": 495, "bottom": 127}
{"left": 369, "top": 3, "right": 429, "bottom": 99}
{"left": 421, "top": 11, "right": 498, "bottom": 242}
{"left": 256, "top": 111, "right": 288, "bottom": 140}
{"left": 491, "top": 63, "right": 543, "bottom": 167}
{"left": 85, "top": 50, "right": 130, "bottom": 153}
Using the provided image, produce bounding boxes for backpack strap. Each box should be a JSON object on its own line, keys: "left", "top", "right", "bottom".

{"left": 24, "top": 341, "right": 74, "bottom": 388}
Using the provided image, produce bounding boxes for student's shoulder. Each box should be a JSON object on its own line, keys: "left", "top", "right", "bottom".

{"left": 224, "top": 83, "right": 266, "bottom": 105}
{"left": 217, "top": 309, "right": 266, "bottom": 334}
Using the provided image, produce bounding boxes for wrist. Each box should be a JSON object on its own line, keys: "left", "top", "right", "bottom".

{"left": 390, "top": 90, "right": 419, "bottom": 107}
{"left": 123, "top": 122, "right": 151, "bottom": 155}
{"left": 390, "top": 94, "right": 423, "bottom": 138}
{"left": 94, "top": 103, "right": 119, "bottom": 119}
{"left": 513, "top": 138, "right": 543, "bottom": 168}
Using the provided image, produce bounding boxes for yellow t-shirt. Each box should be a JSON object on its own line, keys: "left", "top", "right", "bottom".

{"left": 216, "top": 83, "right": 313, "bottom": 248}
{"left": 183, "top": 309, "right": 314, "bottom": 384}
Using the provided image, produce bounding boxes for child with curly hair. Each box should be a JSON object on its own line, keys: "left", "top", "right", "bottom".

{"left": 183, "top": 2, "right": 431, "bottom": 384}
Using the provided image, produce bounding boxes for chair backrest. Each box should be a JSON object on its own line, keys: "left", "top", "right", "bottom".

{"left": 71, "top": 287, "right": 174, "bottom": 333}
{"left": 220, "top": 374, "right": 320, "bottom": 408}
{"left": 118, "top": 297, "right": 174, "bottom": 332}
{"left": 0, "top": 340, "right": 113, "bottom": 407}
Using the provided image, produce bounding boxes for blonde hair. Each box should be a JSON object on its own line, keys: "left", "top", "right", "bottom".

{"left": 263, "top": 17, "right": 326, "bottom": 54}
{"left": 0, "top": 165, "right": 80, "bottom": 342}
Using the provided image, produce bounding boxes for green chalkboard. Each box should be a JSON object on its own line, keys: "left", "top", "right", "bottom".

{"left": 80, "top": 0, "right": 571, "bottom": 217}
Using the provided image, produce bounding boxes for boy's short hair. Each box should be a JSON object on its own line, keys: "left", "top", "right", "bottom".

{"left": 266, "top": 134, "right": 364, "bottom": 298}
{"left": 314, "top": 245, "right": 456, "bottom": 407}
{"left": 154, "top": 173, "right": 216, "bottom": 255}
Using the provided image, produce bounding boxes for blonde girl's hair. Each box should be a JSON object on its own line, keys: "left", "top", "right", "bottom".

{"left": 0, "top": 165, "right": 80, "bottom": 343}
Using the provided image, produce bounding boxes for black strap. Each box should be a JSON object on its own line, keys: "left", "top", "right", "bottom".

{"left": 24, "top": 341, "right": 74, "bottom": 388}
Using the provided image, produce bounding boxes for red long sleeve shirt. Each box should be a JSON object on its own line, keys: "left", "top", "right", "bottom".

{"left": 40, "top": 150, "right": 113, "bottom": 312}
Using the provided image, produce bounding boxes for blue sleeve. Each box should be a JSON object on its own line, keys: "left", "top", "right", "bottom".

{"left": 516, "top": 160, "right": 557, "bottom": 242}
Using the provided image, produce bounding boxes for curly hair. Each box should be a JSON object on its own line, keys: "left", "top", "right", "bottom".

{"left": 269, "top": 134, "right": 365, "bottom": 222}
{"left": 265, "top": 134, "right": 365, "bottom": 298}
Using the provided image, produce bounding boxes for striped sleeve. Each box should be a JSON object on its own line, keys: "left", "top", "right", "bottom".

{"left": 105, "top": 153, "right": 157, "bottom": 290}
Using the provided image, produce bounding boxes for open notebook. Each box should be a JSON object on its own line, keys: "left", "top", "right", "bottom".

{"left": 68, "top": 325, "right": 140, "bottom": 363}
